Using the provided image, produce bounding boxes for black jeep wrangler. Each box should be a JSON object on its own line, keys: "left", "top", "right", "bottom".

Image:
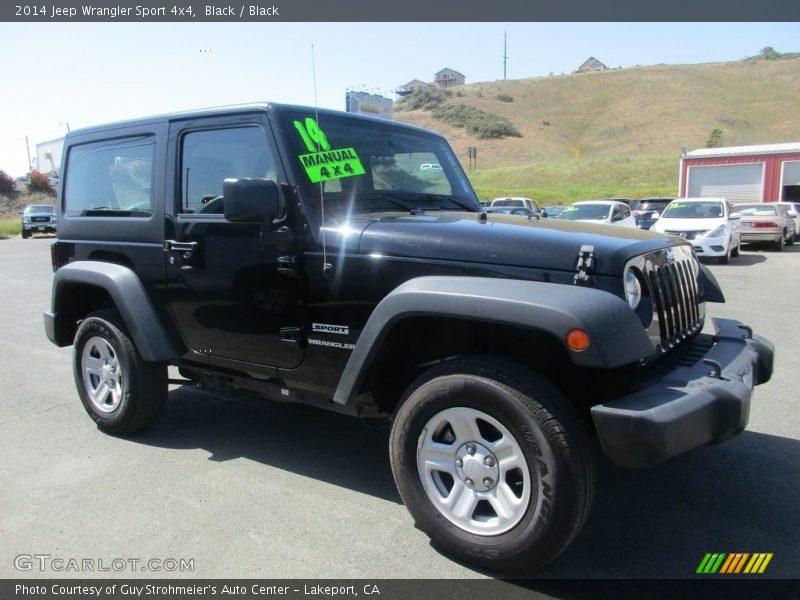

{"left": 44, "top": 103, "right": 774, "bottom": 573}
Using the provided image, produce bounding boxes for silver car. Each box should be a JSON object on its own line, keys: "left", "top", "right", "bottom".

{"left": 737, "top": 203, "right": 795, "bottom": 251}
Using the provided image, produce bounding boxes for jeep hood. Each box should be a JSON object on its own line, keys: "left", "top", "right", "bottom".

{"left": 321, "top": 212, "right": 683, "bottom": 276}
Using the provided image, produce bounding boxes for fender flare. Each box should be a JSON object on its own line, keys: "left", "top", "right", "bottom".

{"left": 332, "top": 276, "right": 654, "bottom": 405}
{"left": 46, "top": 261, "right": 177, "bottom": 362}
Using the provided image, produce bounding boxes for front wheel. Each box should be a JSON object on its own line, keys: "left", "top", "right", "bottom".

{"left": 389, "top": 358, "right": 595, "bottom": 573}
{"left": 73, "top": 309, "right": 167, "bottom": 435}
{"left": 731, "top": 235, "right": 741, "bottom": 257}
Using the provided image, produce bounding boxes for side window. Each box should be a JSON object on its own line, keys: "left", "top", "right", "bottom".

{"left": 180, "top": 126, "right": 275, "bottom": 213}
{"left": 622, "top": 205, "right": 631, "bottom": 218}
{"left": 64, "top": 136, "right": 155, "bottom": 217}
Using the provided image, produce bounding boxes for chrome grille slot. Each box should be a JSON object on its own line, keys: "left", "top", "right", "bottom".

{"left": 628, "top": 245, "right": 704, "bottom": 354}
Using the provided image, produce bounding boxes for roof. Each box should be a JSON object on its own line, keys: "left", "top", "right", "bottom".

{"left": 65, "top": 102, "right": 439, "bottom": 139}
{"left": 577, "top": 57, "right": 607, "bottom": 71}
{"left": 435, "top": 68, "right": 465, "bottom": 77}
{"left": 398, "top": 79, "right": 431, "bottom": 89}
{"left": 684, "top": 142, "right": 800, "bottom": 159}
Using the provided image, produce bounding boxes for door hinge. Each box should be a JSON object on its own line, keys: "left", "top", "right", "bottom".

{"left": 573, "top": 244, "right": 595, "bottom": 285}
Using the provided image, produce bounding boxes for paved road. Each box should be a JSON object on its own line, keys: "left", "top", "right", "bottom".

{"left": 0, "top": 236, "right": 797, "bottom": 581}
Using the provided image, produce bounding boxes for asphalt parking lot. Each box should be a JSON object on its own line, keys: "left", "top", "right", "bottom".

{"left": 0, "top": 236, "right": 798, "bottom": 581}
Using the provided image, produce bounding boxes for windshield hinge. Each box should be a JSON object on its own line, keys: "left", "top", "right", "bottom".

{"left": 573, "top": 244, "right": 595, "bottom": 286}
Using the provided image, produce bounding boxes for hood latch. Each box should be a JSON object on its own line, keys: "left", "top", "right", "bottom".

{"left": 573, "top": 244, "right": 595, "bottom": 285}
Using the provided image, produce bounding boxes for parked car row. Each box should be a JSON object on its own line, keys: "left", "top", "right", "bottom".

{"left": 481, "top": 195, "right": 799, "bottom": 265}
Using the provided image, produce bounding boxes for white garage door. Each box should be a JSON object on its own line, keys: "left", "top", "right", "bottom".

{"left": 783, "top": 161, "right": 800, "bottom": 187}
{"left": 687, "top": 163, "right": 764, "bottom": 203}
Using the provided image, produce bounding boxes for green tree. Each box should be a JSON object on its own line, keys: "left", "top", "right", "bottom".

{"left": 760, "top": 46, "right": 781, "bottom": 60}
{"left": 27, "top": 170, "right": 55, "bottom": 195}
{"left": 705, "top": 128, "right": 723, "bottom": 148}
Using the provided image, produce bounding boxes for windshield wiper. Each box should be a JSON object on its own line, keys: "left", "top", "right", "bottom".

{"left": 402, "top": 192, "right": 477, "bottom": 211}
{"left": 357, "top": 193, "right": 420, "bottom": 213}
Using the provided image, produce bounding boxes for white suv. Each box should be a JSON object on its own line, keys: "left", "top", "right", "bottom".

{"left": 650, "top": 197, "right": 742, "bottom": 264}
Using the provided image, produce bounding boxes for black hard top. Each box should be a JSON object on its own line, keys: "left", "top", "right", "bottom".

{"left": 66, "top": 102, "right": 441, "bottom": 139}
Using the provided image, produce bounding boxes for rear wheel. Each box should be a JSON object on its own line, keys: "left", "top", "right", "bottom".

{"left": 775, "top": 234, "right": 784, "bottom": 251}
{"left": 73, "top": 309, "right": 167, "bottom": 434}
{"left": 786, "top": 228, "right": 794, "bottom": 246}
{"left": 389, "top": 358, "right": 595, "bottom": 573}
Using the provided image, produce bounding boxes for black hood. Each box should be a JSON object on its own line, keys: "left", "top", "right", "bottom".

{"left": 320, "top": 211, "right": 682, "bottom": 276}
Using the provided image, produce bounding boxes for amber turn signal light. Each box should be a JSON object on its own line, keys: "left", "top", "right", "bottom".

{"left": 566, "top": 329, "right": 590, "bottom": 352}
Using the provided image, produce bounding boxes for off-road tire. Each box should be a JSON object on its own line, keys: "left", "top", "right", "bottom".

{"left": 389, "top": 357, "right": 595, "bottom": 573}
{"left": 73, "top": 308, "right": 167, "bottom": 435}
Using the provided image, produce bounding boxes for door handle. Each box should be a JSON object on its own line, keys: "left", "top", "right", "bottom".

{"left": 163, "top": 240, "right": 198, "bottom": 258}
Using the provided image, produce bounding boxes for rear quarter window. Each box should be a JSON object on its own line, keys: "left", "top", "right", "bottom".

{"left": 63, "top": 136, "right": 155, "bottom": 217}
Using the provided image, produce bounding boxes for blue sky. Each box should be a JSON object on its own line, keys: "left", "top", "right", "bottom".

{"left": 1, "top": 22, "right": 798, "bottom": 176}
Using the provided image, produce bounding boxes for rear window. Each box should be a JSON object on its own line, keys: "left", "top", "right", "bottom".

{"left": 739, "top": 205, "right": 777, "bottom": 216}
{"left": 64, "top": 136, "right": 155, "bottom": 217}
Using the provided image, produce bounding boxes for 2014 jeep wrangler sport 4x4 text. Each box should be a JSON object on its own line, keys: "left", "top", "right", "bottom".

{"left": 44, "top": 103, "right": 774, "bottom": 573}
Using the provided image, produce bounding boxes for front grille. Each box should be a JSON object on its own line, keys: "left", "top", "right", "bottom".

{"left": 628, "top": 245, "right": 704, "bottom": 353}
{"left": 665, "top": 229, "right": 707, "bottom": 241}
{"left": 32, "top": 216, "right": 51, "bottom": 223}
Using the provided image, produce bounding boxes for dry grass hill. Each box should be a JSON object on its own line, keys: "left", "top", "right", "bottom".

{"left": 394, "top": 55, "right": 800, "bottom": 202}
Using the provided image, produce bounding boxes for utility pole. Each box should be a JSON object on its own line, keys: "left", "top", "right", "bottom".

{"left": 503, "top": 32, "right": 508, "bottom": 80}
{"left": 25, "top": 136, "right": 32, "bottom": 172}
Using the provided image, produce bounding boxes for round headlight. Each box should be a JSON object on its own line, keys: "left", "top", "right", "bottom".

{"left": 624, "top": 268, "right": 642, "bottom": 310}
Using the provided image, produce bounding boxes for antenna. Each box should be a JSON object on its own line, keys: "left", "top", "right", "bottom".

{"left": 311, "top": 44, "right": 333, "bottom": 279}
{"left": 503, "top": 31, "right": 508, "bottom": 80}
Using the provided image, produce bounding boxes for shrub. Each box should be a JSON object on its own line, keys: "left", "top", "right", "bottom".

{"left": 496, "top": 93, "right": 513, "bottom": 103}
{"left": 27, "top": 170, "right": 55, "bottom": 195}
{"left": 0, "top": 170, "right": 14, "bottom": 194}
{"left": 404, "top": 87, "right": 449, "bottom": 110}
{"left": 432, "top": 104, "right": 522, "bottom": 139}
{"left": 705, "top": 128, "right": 723, "bottom": 148}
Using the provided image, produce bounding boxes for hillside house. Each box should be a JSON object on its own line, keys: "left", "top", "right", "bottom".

{"left": 576, "top": 57, "right": 608, "bottom": 73}
{"left": 434, "top": 68, "right": 465, "bottom": 88}
{"left": 395, "top": 79, "right": 433, "bottom": 97}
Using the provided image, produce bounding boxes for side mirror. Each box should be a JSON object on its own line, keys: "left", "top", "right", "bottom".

{"left": 223, "top": 177, "right": 280, "bottom": 223}
{"left": 730, "top": 212, "right": 741, "bottom": 220}
{"left": 223, "top": 178, "right": 292, "bottom": 249}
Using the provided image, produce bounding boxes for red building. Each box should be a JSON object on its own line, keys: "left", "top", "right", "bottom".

{"left": 679, "top": 143, "right": 800, "bottom": 203}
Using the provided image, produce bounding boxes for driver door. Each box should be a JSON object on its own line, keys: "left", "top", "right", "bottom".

{"left": 163, "top": 118, "right": 305, "bottom": 371}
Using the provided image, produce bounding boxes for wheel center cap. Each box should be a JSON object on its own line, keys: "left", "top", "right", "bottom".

{"left": 455, "top": 442, "right": 499, "bottom": 492}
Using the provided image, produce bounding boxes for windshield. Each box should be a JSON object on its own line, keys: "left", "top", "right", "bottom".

{"left": 662, "top": 201, "right": 724, "bottom": 219}
{"left": 277, "top": 109, "right": 479, "bottom": 213}
{"left": 559, "top": 204, "right": 610, "bottom": 221}
{"left": 25, "top": 205, "right": 55, "bottom": 213}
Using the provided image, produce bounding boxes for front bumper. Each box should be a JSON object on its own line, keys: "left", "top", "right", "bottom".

{"left": 591, "top": 318, "right": 774, "bottom": 469}
{"left": 690, "top": 238, "right": 727, "bottom": 257}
